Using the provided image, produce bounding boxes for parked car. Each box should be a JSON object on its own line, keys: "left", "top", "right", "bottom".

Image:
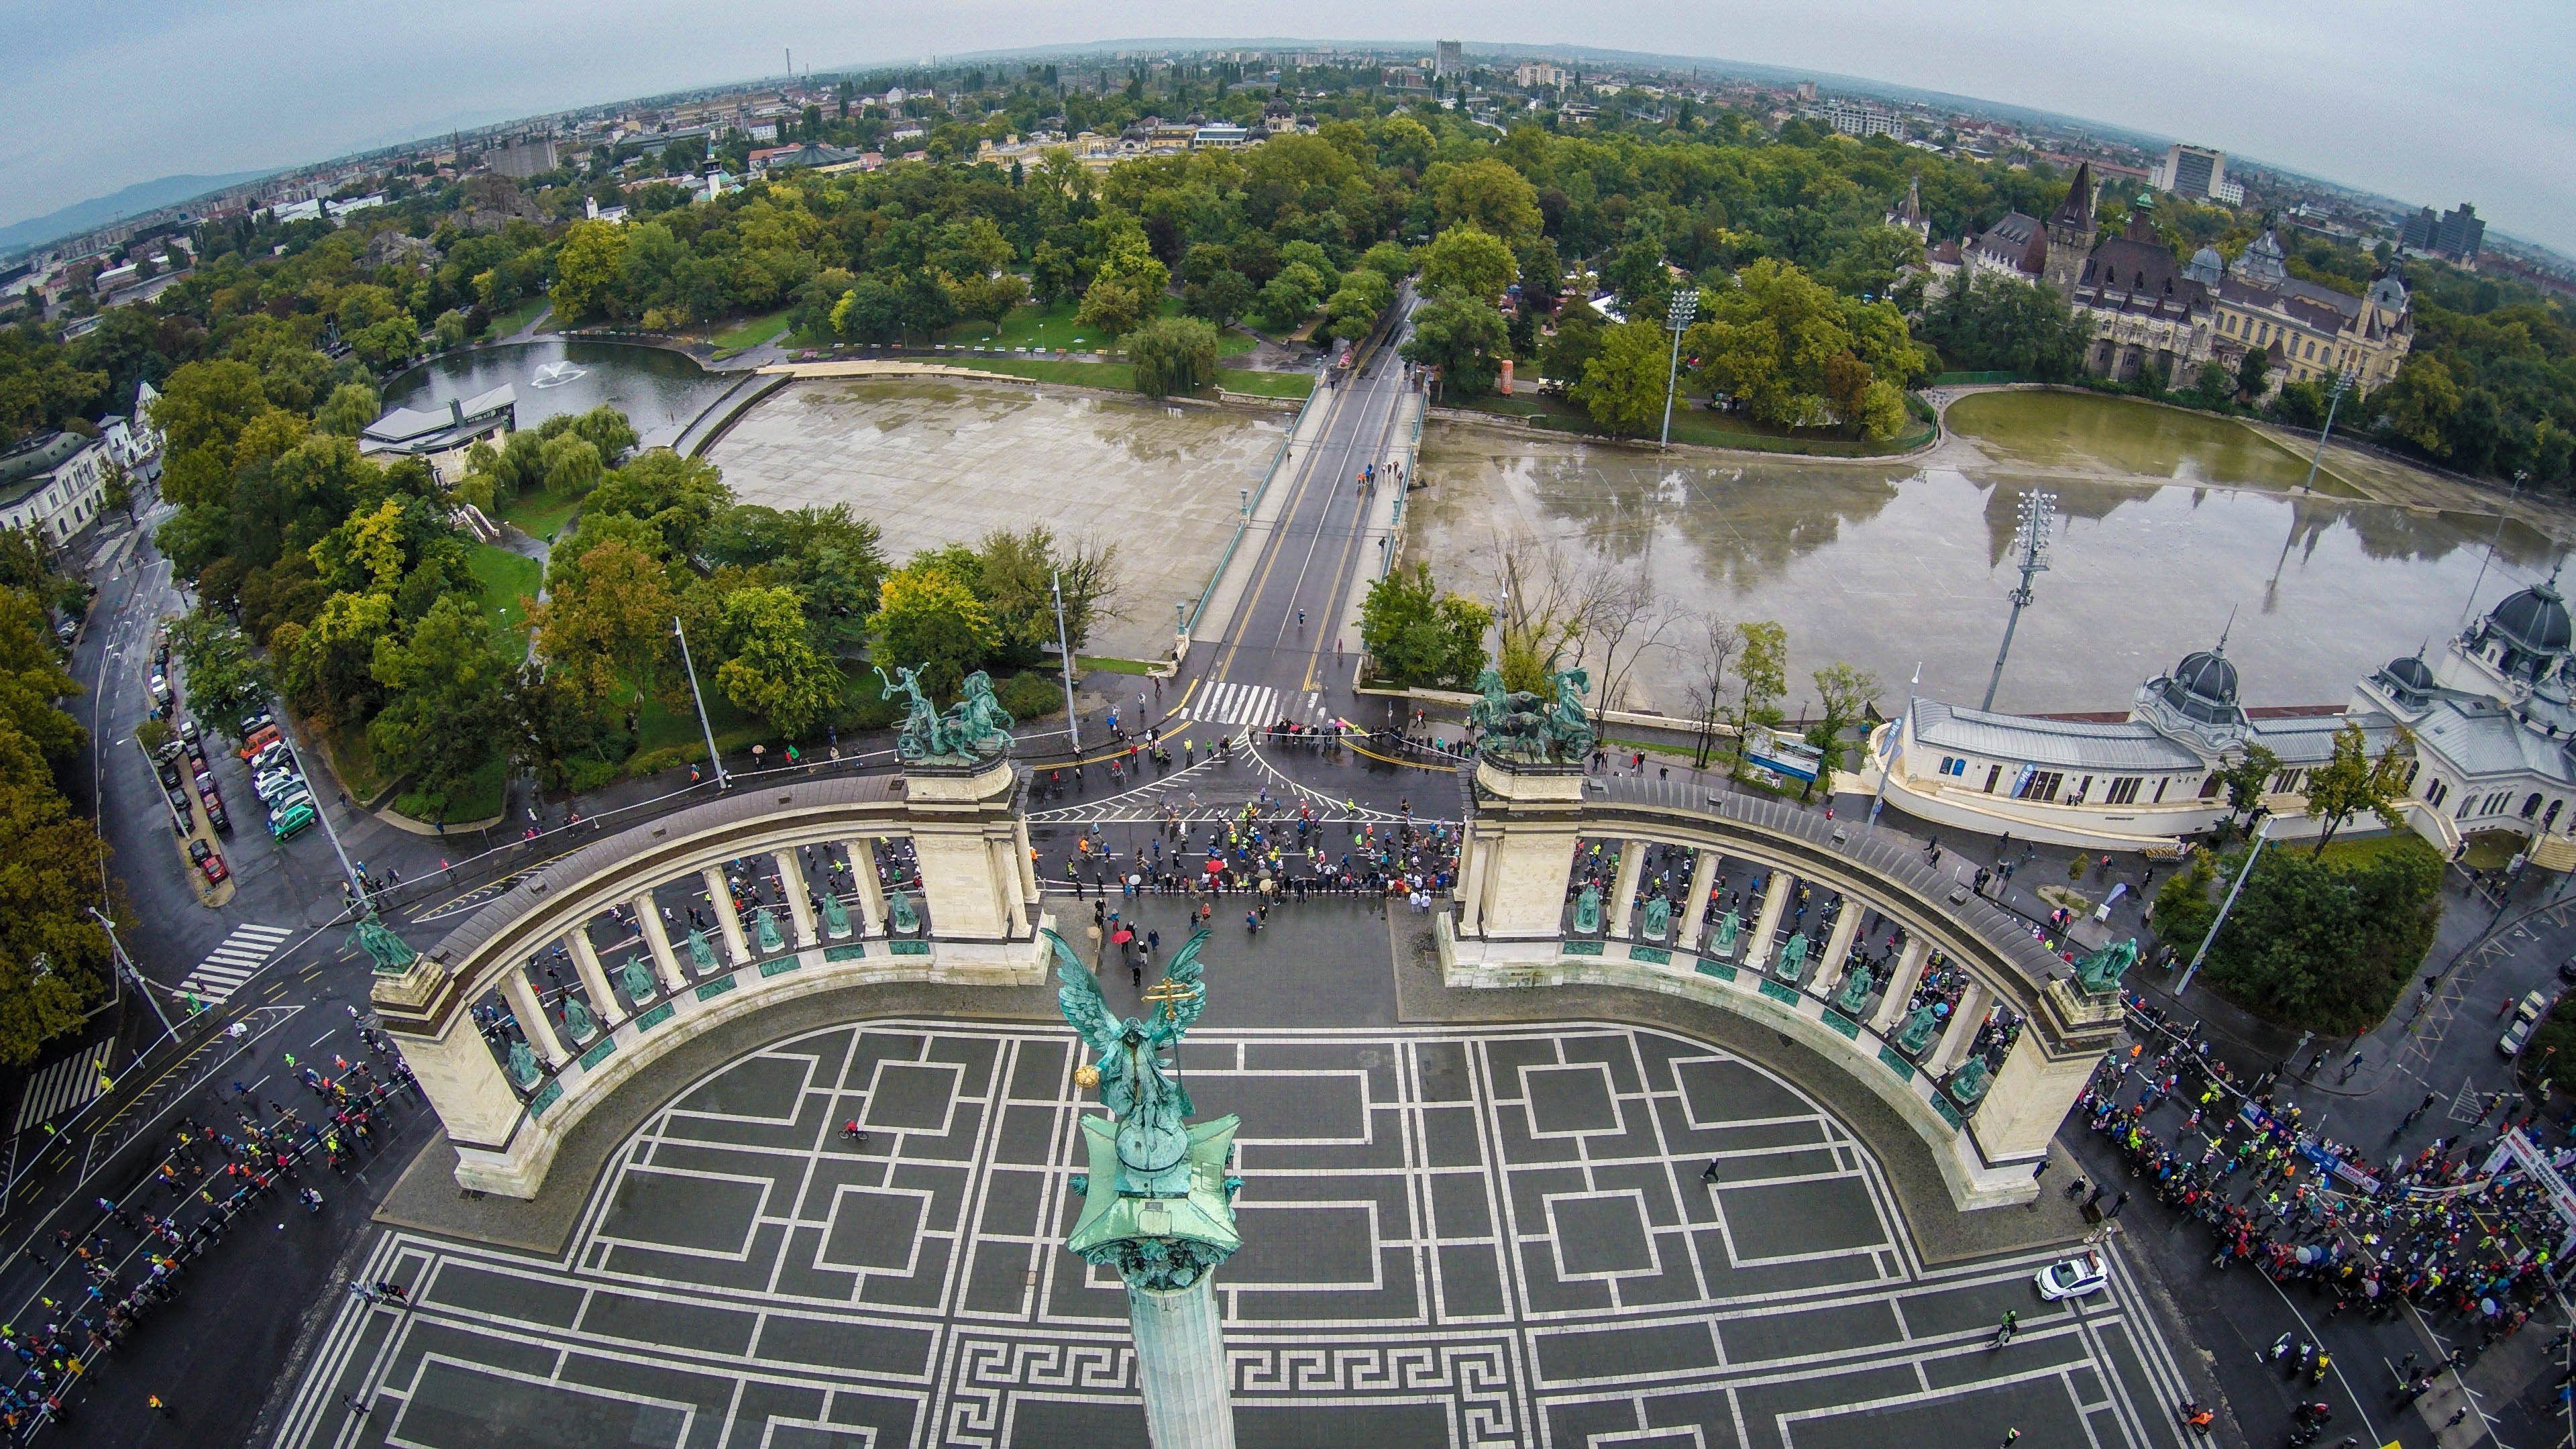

{"left": 148, "top": 674, "right": 172, "bottom": 706}
{"left": 199, "top": 851, "right": 228, "bottom": 885}
{"left": 205, "top": 802, "right": 231, "bottom": 835}
{"left": 269, "top": 799, "right": 316, "bottom": 841}
{"left": 237, "top": 710, "right": 271, "bottom": 737}
{"left": 2034, "top": 1250, "right": 2107, "bottom": 1302}
{"left": 2558, "top": 956, "right": 2576, "bottom": 985}
{"left": 248, "top": 741, "right": 294, "bottom": 776}
{"left": 2502, "top": 989, "right": 2552, "bottom": 1057}
{"left": 178, "top": 717, "right": 201, "bottom": 744}
{"left": 155, "top": 757, "right": 182, "bottom": 788}
{"left": 166, "top": 785, "right": 193, "bottom": 816}
{"left": 183, "top": 735, "right": 207, "bottom": 765}
{"left": 270, "top": 786, "right": 315, "bottom": 820}
{"left": 187, "top": 839, "right": 211, "bottom": 865}
{"left": 239, "top": 724, "right": 282, "bottom": 760}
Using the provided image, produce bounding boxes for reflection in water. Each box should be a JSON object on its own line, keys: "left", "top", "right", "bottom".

{"left": 382, "top": 339, "right": 737, "bottom": 447}
{"left": 1415, "top": 423, "right": 2568, "bottom": 716}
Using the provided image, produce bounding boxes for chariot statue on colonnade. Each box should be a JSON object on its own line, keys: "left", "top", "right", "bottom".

{"left": 1468, "top": 666, "right": 1594, "bottom": 763}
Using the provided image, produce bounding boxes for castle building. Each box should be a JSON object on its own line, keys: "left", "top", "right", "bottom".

{"left": 1867, "top": 584, "right": 2576, "bottom": 869}
{"left": 2206, "top": 230, "right": 2413, "bottom": 389}
{"left": 2067, "top": 194, "right": 2213, "bottom": 382}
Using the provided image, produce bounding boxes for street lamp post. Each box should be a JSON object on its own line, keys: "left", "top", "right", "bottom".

{"left": 673, "top": 617, "right": 727, "bottom": 790}
{"left": 1979, "top": 490, "right": 2056, "bottom": 712}
{"left": 2457, "top": 470, "right": 2533, "bottom": 636}
{"left": 1659, "top": 287, "right": 1699, "bottom": 451}
{"left": 1053, "top": 570, "right": 1081, "bottom": 753}
{"left": 2296, "top": 369, "right": 2358, "bottom": 494}
{"left": 89, "top": 908, "right": 173, "bottom": 1038}
{"left": 2175, "top": 816, "right": 2270, "bottom": 997}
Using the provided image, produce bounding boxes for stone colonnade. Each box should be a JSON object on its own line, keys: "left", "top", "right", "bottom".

{"left": 372, "top": 761, "right": 1046, "bottom": 1199}
{"left": 1447, "top": 758, "right": 2122, "bottom": 1212}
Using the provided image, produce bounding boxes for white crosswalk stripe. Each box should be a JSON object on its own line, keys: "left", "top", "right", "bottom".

{"left": 14, "top": 1051, "right": 109, "bottom": 1132}
{"left": 176, "top": 922, "right": 294, "bottom": 1006}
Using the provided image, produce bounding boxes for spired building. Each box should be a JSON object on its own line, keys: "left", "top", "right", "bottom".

{"left": 1935, "top": 161, "right": 2412, "bottom": 391}
{"left": 1870, "top": 581, "right": 2576, "bottom": 869}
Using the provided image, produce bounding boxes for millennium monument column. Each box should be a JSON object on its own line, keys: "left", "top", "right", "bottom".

{"left": 1052, "top": 928, "right": 1243, "bottom": 1449}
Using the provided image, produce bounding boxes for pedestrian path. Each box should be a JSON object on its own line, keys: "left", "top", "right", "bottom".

{"left": 176, "top": 922, "right": 295, "bottom": 1006}
{"left": 13, "top": 1049, "right": 108, "bottom": 1131}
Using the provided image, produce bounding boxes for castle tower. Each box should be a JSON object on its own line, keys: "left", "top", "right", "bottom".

{"left": 2041, "top": 161, "right": 2096, "bottom": 296}
{"left": 1886, "top": 175, "right": 1929, "bottom": 244}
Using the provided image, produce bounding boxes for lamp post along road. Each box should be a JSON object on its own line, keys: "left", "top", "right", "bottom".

{"left": 674, "top": 617, "right": 727, "bottom": 789}
{"left": 1054, "top": 569, "right": 1081, "bottom": 752}
{"left": 1659, "top": 288, "right": 1699, "bottom": 451}
{"left": 2296, "top": 369, "right": 2357, "bottom": 494}
{"left": 1980, "top": 490, "right": 2056, "bottom": 712}
{"left": 2176, "top": 815, "right": 2270, "bottom": 997}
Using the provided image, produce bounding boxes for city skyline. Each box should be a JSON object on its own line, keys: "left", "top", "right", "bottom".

{"left": 1, "top": 1, "right": 2570, "bottom": 254}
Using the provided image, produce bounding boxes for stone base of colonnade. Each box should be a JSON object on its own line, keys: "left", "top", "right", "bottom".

{"left": 371, "top": 965, "right": 1060, "bottom": 1256}
{"left": 1426, "top": 916, "right": 2100, "bottom": 1256}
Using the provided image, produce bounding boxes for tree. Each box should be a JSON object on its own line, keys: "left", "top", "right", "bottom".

{"left": 316, "top": 382, "right": 379, "bottom": 439}
{"left": 368, "top": 595, "right": 506, "bottom": 813}
{"left": 1428, "top": 158, "right": 1543, "bottom": 244}
{"left": 531, "top": 538, "right": 675, "bottom": 722}
{"left": 1682, "top": 612, "right": 1742, "bottom": 770}
{"left": 2304, "top": 723, "right": 2414, "bottom": 855}
{"left": 1802, "top": 662, "right": 1882, "bottom": 802}
{"left": 1320, "top": 269, "right": 1394, "bottom": 345}
{"left": 1723, "top": 621, "right": 1787, "bottom": 773}
{"left": 586, "top": 449, "right": 729, "bottom": 555}
{"left": 1540, "top": 305, "right": 1603, "bottom": 390}
{"left": 2376, "top": 356, "right": 2463, "bottom": 456}
{"left": 2154, "top": 833, "right": 2443, "bottom": 1033}
{"left": 0, "top": 719, "right": 112, "bottom": 1066}
{"left": 550, "top": 219, "right": 629, "bottom": 323}
{"left": 1401, "top": 293, "right": 1511, "bottom": 398}
{"left": 831, "top": 278, "right": 904, "bottom": 344}
{"left": 1418, "top": 227, "right": 1517, "bottom": 303}
{"left": 1359, "top": 562, "right": 1491, "bottom": 689}
{"left": 715, "top": 586, "right": 841, "bottom": 737}
{"left": 1250, "top": 269, "right": 1321, "bottom": 335}
{"left": 1077, "top": 233, "right": 1171, "bottom": 340}
{"left": 2190, "top": 360, "right": 2235, "bottom": 407}
{"left": 1571, "top": 319, "right": 1681, "bottom": 436}
{"left": 1689, "top": 260, "right": 1918, "bottom": 431}
{"left": 949, "top": 269, "right": 1027, "bottom": 336}
{"left": 1127, "top": 317, "right": 1220, "bottom": 398}
{"left": 540, "top": 434, "right": 604, "bottom": 496}
{"left": 2216, "top": 743, "right": 2282, "bottom": 832}
{"left": 1182, "top": 268, "right": 1254, "bottom": 327}
{"left": 167, "top": 608, "right": 271, "bottom": 739}
{"left": 2236, "top": 345, "right": 2272, "bottom": 402}
{"left": 868, "top": 560, "right": 997, "bottom": 699}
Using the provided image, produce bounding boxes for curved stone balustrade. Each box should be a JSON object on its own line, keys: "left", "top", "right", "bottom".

{"left": 1443, "top": 758, "right": 2124, "bottom": 1210}
{"left": 372, "top": 762, "right": 1046, "bottom": 1197}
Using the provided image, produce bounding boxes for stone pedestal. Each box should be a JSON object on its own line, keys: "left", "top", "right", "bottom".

{"left": 904, "top": 757, "right": 1032, "bottom": 944}
{"left": 1972, "top": 979, "right": 2128, "bottom": 1167}
{"left": 1462, "top": 757, "right": 1586, "bottom": 940}
{"left": 1130, "top": 1275, "right": 1237, "bottom": 1449}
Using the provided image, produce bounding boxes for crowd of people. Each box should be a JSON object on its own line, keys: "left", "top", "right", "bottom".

{"left": 1058, "top": 796, "right": 1460, "bottom": 919}
{"left": 2077, "top": 998, "right": 2575, "bottom": 1438}
{"left": 0, "top": 1040, "right": 417, "bottom": 1436}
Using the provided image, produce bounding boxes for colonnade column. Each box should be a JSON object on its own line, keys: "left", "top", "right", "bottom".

{"left": 1871, "top": 938, "right": 1931, "bottom": 1033}
{"left": 1815, "top": 904, "right": 1866, "bottom": 999}
{"left": 1678, "top": 851, "right": 1720, "bottom": 951}
{"left": 565, "top": 927, "right": 621, "bottom": 1023}
{"left": 1747, "top": 871, "right": 1793, "bottom": 970}
{"left": 844, "top": 840, "right": 888, "bottom": 935}
{"left": 775, "top": 849, "right": 819, "bottom": 947}
{"left": 701, "top": 866, "right": 751, "bottom": 963}
{"left": 500, "top": 967, "right": 570, "bottom": 1067}
{"left": 634, "top": 894, "right": 690, "bottom": 994}
{"left": 1607, "top": 841, "right": 1646, "bottom": 936}
{"left": 1928, "top": 981, "right": 1992, "bottom": 1075}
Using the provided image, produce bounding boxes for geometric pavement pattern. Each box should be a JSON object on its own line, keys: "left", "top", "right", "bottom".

{"left": 275, "top": 1022, "right": 2196, "bottom": 1449}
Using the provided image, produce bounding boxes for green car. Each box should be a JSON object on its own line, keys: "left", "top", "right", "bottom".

{"left": 270, "top": 799, "right": 317, "bottom": 841}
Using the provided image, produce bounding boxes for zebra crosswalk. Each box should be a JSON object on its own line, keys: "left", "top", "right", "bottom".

{"left": 177, "top": 922, "right": 295, "bottom": 1008}
{"left": 14, "top": 1050, "right": 110, "bottom": 1132}
{"left": 1185, "top": 681, "right": 1339, "bottom": 730}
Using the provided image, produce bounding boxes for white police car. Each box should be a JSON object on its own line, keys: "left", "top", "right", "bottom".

{"left": 2034, "top": 1249, "right": 2108, "bottom": 1302}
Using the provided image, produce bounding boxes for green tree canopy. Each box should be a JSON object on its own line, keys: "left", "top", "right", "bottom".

{"left": 1128, "top": 317, "right": 1220, "bottom": 398}
{"left": 1417, "top": 227, "right": 1518, "bottom": 303}
{"left": 716, "top": 585, "right": 841, "bottom": 737}
{"left": 1359, "top": 562, "right": 1491, "bottom": 689}
{"left": 1401, "top": 293, "right": 1511, "bottom": 398}
{"left": 2153, "top": 834, "right": 2443, "bottom": 1033}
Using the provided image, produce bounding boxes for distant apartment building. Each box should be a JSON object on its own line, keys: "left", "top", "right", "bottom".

{"left": 487, "top": 137, "right": 559, "bottom": 179}
{"left": 1514, "top": 61, "right": 1565, "bottom": 89}
{"left": 1434, "top": 40, "right": 1463, "bottom": 76}
{"left": 2150, "top": 144, "right": 2245, "bottom": 205}
{"left": 2400, "top": 203, "right": 2485, "bottom": 266}
{"left": 1822, "top": 99, "right": 1900, "bottom": 139}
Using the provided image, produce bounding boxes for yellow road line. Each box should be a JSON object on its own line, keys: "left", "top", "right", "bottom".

{"left": 1348, "top": 742, "right": 1460, "bottom": 771}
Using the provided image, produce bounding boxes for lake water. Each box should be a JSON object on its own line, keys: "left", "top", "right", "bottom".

{"left": 1413, "top": 392, "right": 2567, "bottom": 717}
{"left": 380, "top": 339, "right": 739, "bottom": 449}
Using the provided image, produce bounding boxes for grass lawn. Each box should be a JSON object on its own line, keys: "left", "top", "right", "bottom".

{"left": 466, "top": 545, "right": 541, "bottom": 655}
{"left": 1215, "top": 368, "right": 1313, "bottom": 400}
{"left": 941, "top": 294, "right": 1257, "bottom": 358}
{"left": 636, "top": 686, "right": 765, "bottom": 761}
{"left": 949, "top": 356, "right": 1138, "bottom": 390}
{"left": 498, "top": 485, "right": 584, "bottom": 542}
{"left": 1456, "top": 390, "right": 1933, "bottom": 457}
{"left": 1077, "top": 655, "right": 1160, "bottom": 676}
{"left": 710, "top": 309, "right": 793, "bottom": 356}
{"left": 484, "top": 297, "right": 549, "bottom": 339}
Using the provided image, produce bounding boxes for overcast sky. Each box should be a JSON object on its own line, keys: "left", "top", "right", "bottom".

{"left": 5, "top": 1, "right": 2570, "bottom": 252}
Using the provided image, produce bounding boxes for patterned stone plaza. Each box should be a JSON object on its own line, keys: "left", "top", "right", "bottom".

{"left": 276, "top": 1020, "right": 2196, "bottom": 1448}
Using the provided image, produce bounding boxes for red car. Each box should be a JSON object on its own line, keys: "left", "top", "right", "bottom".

{"left": 200, "top": 853, "right": 229, "bottom": 884}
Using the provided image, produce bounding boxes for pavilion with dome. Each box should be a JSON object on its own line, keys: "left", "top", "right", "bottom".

{"left": 1866, "top": 582, "right": 2576, "bottom": 865}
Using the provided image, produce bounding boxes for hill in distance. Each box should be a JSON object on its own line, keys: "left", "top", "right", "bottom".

{"left": 0, "top": 170, "right": 276, "bottom": 254}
